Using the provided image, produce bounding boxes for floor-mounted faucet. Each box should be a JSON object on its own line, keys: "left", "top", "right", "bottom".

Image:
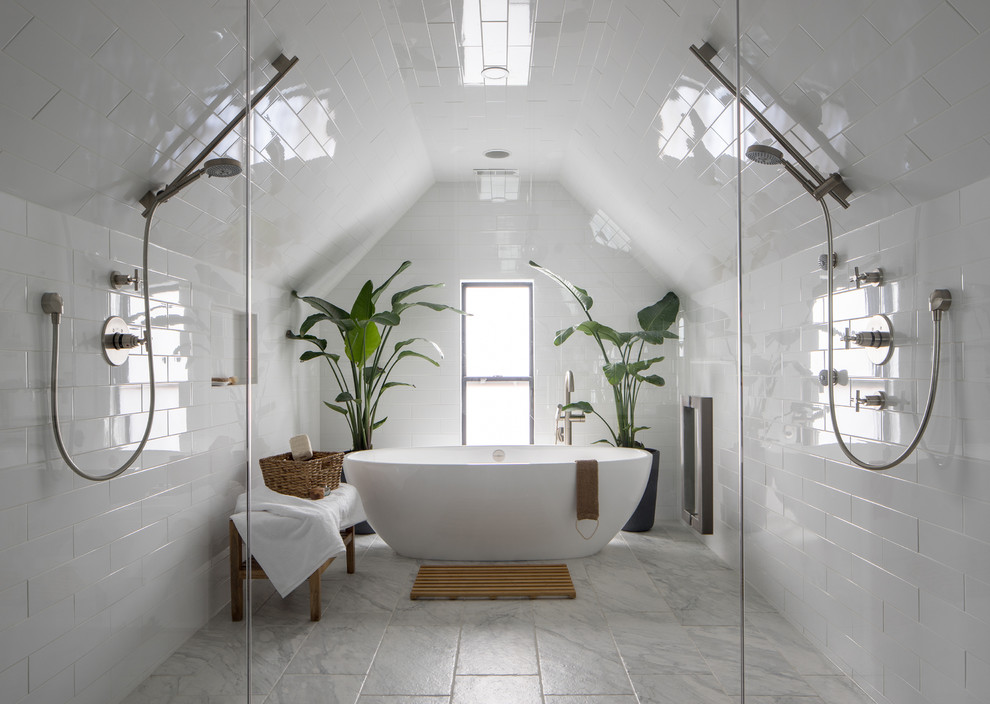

{"left": 556, "top": 370, "right": 585, "bottom": 444}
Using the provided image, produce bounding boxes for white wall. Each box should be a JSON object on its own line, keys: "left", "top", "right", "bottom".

{"left": 313, "top": 181, "right": 683, "bottom": 520}
{"left": 0, "top": 191, "right": 319, "bottom": 704}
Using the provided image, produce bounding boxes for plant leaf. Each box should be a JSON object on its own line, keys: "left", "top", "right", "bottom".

{"left": 631, "top": 330, "right": 668, "bottom": 344}
{"left": 363, "top": 366, "right": 384, "bottom": 384}
{"left": 391, "top": 282, "right": 442, "bottom": 307}
{"left": 292, "top": 291, "right": 351, "bottom": 322}
{"left": 372, "top": 417, "right": 388, "bottom": 430}
{"left": 577, "top": 320, "right": 623, "bottom": 346}
{"left": 369, "top": 311, "right": 400, "bottom": 326}
{"left": 335, "top": 391, "right": 354, "bottom": 402}
{"left": 563, "top": 401, "right": 594, "bottom": 414}
{"left": 298, "top": 313, "right": 330, "bottom": 335}
{"left": 593, "top": 438, "right": 614, "bottom": 445}
{"left": 602, "top": 362, "right": 626, "bottom": 385}
{"left": 638, "top": 374, "right": 666, "bottom": 387}
{"left": 382, "top": 381, "right": 414, "bottom": 390}
{"left": 371, "top": 261, "right": 412, "bottom": 303}
{"left": 350, "top": 280, "right": 375, "bottom": 321}
{"left": 393, "top": 300, "right": 465, "bottom": 316}
{"left": 396, "top": 349, "right": 440, "bottom": 366}
{"left": 323, "top": 402, "right": 348, "bottom": 415}
{"left": 344, "top": 322, "right": 381, "bottom": 364}
{"left": 553, "top": 327, "right": 576, "bottom": 346}
{"left": 637, "top": 292, "right": 680, "bottom": 333}
{"left": 632, "top": 426, "right": 650, "bottom": 434}
{"left": 285, "top": 330, "right": 327, "bottom": 351}
{"left": 529, "top": 261, "right": 593, "bottom": 311}
{"left": 299, "top": 350, "right": 339, "bottom": 363}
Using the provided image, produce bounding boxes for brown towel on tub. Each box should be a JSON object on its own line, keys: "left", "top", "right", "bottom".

{"left": 576, "top": 459, "right": 599, "bottom": 521}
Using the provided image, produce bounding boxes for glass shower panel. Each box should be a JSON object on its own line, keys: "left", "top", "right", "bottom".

{"left": 0, "top": 1, "right": 252, "bottom": 703}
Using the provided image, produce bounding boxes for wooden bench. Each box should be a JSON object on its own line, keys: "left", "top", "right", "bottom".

{"left": 229, "top": 520, "right": 356, "bottom": 621}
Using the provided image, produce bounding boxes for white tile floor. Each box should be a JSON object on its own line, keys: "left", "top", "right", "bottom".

{"left": 124, "top": 522, "right": 877, "bottom": 704}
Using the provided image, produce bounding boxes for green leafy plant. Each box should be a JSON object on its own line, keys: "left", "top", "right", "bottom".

{"left": 530, "top": 261, "right": 679, "bottom": 448}
{"left": 286, "top": 261, "right": 462, "bottom": 451}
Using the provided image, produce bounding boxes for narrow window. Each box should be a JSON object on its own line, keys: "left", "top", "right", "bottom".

{"left": 461, "top": 282, "right": 534, "bottom": 445}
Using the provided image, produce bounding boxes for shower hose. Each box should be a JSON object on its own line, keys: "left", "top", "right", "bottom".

{"left": 820, "top": 199, "right": 945, "bottom": 471}
{"left": 47, "top": 200, "right": 160, "bottom": 481}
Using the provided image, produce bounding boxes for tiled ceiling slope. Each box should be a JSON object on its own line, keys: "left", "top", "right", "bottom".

{"left": 2, "top": 0, "right": 990, "bottom": 293}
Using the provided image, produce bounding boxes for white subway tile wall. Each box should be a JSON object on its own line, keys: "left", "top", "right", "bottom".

{"left": 682, "top": 175, "right": 990, "bottom": 704}
{"left": 0, "top": 186, "right": 319, "bottom": 704}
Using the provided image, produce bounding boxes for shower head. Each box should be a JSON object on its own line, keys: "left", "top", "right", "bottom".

{"left": 203, "top": 157, "right": 242, "bottom": 178}
{"left": 140, "top": 157, "right": 243, "bottom": 215}
{"left": 746, "top": 144, "right": 785, "bottom": 166}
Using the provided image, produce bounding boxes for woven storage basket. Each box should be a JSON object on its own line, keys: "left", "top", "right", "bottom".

{"left": 259, "top": 451, "right": 344, "bottom": 498}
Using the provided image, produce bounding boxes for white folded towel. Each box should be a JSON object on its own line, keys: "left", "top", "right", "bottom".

{"left": 230, "top": 483, "right": 366, "bottom": 597}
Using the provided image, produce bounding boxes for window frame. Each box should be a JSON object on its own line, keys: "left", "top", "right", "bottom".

{"left": 460, "top": 280, "right": 535, "bottom": 445}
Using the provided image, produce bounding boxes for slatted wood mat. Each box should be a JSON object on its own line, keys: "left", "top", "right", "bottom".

{"left": 410, "top": 564, "right": 575, "bottom": 600}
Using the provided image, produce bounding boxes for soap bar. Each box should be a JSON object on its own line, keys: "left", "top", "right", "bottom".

{"left": 289, "top": 434, "right": 314, "bottom": 461}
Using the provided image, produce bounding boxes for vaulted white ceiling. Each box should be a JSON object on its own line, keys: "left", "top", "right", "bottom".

{"left": 3, "top": 0, "right": 990, "bottom": 295}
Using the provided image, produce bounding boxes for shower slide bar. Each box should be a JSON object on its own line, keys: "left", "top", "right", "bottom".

{"left": 689, "top": 42, "right": 852, "bottom": 209}
{"left": 140, "top": 52, "right": 299, "bottom": 216}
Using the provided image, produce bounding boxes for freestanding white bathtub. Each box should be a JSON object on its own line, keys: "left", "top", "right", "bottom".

{"left": 343, "top": 445, "right": 652, "bottom": 560}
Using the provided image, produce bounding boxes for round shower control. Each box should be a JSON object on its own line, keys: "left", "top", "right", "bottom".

{"left": 102, "top": 316, "right": 139, "bottom": 366}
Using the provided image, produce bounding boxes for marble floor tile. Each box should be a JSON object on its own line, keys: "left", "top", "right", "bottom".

{"left": 536, "top": 617, "right": 633, "bottom": 695}
{"left": 457, "top": 619, "right": 538, "bottom": 675}
{"left": 284, "top": 611, "right": 390, "bottom": 675}
{"left": 746, "top": 613, "right": 843, "bottom": 677}
{"left": 803, "top": 675, "right": 877, "bottom": 704}
{"left": 124, "top": 520, "right": 881, "bottom": 704}
{"left": 265, "top": 674, "right": 364, "bottom": 704}
{"left": 585, "top": 561, "right": 673, "bottom": 613}
{"left": 451, "top": 675, "right": 543, "bottom": 704}
{"left": 357, "top": 698, "right": 449, "bottom": 704}
{"left": 688, "top": 626, "right": 817, "bottom": 697}
{"left": 361, "top": 625, "right": 460, "bottom": 696}
{"left": 605, "top": 611, "right": 711, "bottom": 674}
{"left": 543, "top": 698, "right": 639, "bottom": 703}
{"left": 630, "top": 674, "right": 735, "bottom": 704}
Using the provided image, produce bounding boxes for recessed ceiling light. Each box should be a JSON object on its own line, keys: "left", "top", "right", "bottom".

{"left": 481, "top": 65, "right": 509, "bottom": 79}
{"left": 483, "top": 149, "right": 511, "bottom": 159}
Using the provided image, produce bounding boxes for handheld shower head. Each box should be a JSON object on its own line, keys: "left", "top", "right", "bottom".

{"left": 203, "top": 157, "right": 242, "bottom": 178}
{"left": 746, "top": 144, "right": 785, "bottom": 166}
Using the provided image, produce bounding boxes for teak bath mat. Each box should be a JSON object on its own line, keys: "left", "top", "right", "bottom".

{"left": 410, "top": 564, "right": 576, "bottom": 600}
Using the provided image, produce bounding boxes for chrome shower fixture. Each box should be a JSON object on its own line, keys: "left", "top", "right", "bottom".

{"left": 745, "top": 144, "right": 783, "bottom": 165}
{"left": 139, "top": 157, "right": 243, "bottom": 214}
{"left": 691, "top": 41, "right": 852, "bottom": 208}
{"left": 745, "top": 142, "right": 853, "bottom": 204}
{"left": 44, "top": 52, "right": 299, "bottom": 482}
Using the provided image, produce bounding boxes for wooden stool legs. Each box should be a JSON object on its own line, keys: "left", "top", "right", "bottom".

{"left": 230, "top": 521, "right": 356, "bottom": 621}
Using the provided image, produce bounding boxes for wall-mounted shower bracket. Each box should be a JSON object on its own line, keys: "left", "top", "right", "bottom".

{"left": 819, "top": 252, "right": 837, "bottom": 270}
{"left": 110, "top": 268, "right": 140, "bottom": 291}
{"left": 102, "top": 316, "right": 145, "bottom": 366}
{"left": 851, "top": 266, "right": 882, "bottom": 289}
{"left": 689, "top": 41, "right": 852, "bottom": 208}
{"left": 842, "top": 314, "right": 894, "bottom": 365}
{"left": 812, "top": 173, "right": 853, "bottom": 202}
{"left": 855, "top": 389, "right": 886, "bottom": 412}
{"left": 818, "top": 369, "right": 839, "bottom": 387}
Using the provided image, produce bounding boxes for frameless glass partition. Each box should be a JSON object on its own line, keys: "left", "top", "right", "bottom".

{"left": 735, "top": 2, "right": 990, "bottom": 703}
{"left": 0, "top": 1, "right": 255, "bottom": 703}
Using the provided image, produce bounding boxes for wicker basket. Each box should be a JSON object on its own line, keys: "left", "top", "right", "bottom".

{"left": 259, "top": 451, "right": 344, "bottom": 498}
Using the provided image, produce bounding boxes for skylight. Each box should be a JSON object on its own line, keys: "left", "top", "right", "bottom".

{"left": 460, "top": 0, "right": 533, "bottom": 86}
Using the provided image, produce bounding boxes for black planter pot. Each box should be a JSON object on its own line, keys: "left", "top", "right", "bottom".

{"left": 622, "top": 448, "right": 660, "bottom": 532}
